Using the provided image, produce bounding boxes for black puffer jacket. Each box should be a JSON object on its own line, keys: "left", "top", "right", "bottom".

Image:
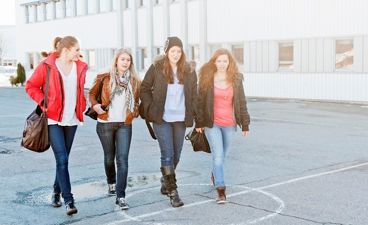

{"left": 139, "top": 56, "right": 198, "bottom": 127}
{"left": 195, "top": 74, "right": 250, "bottom": 131}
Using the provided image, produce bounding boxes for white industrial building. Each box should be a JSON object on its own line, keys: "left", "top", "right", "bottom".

{"left": 15, "top": 0, "right": 368, "bottom": 102}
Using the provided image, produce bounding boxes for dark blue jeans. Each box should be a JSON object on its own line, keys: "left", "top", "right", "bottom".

{"left": 96, "top": 122, "right": 132, "bottom": 198}
{"left": 49, "top": 125, "right": 78, "bottom": 204}
{"left": 153, "top": 121, "right": 186, "bottom": 167}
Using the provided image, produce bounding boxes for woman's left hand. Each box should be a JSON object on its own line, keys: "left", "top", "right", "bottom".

{"left": 242, "top": 131, "right": 249, "bottom": 137}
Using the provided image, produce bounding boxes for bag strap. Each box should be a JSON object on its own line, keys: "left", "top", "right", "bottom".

{"left": 145, "top": 120, "right": 157, "bottom": 140}
{"left": 43, "top": 66, "right": 51, "bottom": 110}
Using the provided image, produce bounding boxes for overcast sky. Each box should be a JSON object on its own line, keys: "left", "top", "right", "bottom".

{"left": 0, "top": 0, "right": 16, "bottom": 26}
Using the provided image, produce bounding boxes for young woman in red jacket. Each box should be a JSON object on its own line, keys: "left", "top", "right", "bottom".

{"left": 25, "top": 36, "right": 88, "bottom": 216}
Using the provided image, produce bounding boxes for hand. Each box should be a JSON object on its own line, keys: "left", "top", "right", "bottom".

{"left": 196, "top": 128, "right": 204, "bottom": 133}
{"left": 242, "top": 131, "right": 249, "bottom": 137}
{"left": 93, "top": 104, "right": 106, "bottom": 115}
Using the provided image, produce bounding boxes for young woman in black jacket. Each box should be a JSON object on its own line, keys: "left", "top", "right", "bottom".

{"left": 196, "top": 48, "right": 250, "bottom": 204}
{"left": 140, "top": 37, "right": 197, "bottom": 207}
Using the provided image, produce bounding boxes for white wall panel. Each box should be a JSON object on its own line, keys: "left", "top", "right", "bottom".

{"left": 249, "top": 42, "right": 257, "bottom": 73}
{"left": 308, "top": 39, "right": 316, "bottom": 72}
{"left": 123, "top": 11, "right": 132, "bottom": 47}
{"left": 364, "top": 36, "right": 368, "bottom": 72}
{"left": 353, "top": 36, "right": 364, "bottom": 72}
{"left": 244, "top": 42, "right": 251, "bottom": 72}
{"left": 262, "top": 41, "right": 269, "bottom": 72}
{"left": 323, "top": 39, "right": 334, "bottom": 72}
{"left": 256, "top": 41, "right": 263, "bottom": 72}
{"left": 153, "top": 6, "right": 164, "bottom": 46}
{"left": 246, "top": 73, "right": 368, "bottom": 102}
{"left": 187, "top": 0, "right": 200, "bottom": 44}
{"left": 316, "top": 38, "right": 324, "bottom": 72}
{"left": 137, "top": 8, "right": 148, "bottom": 47}
{"left": 169, "top": 3, "right": 181, "bottom": 37}
{"left": 268, "top": 41, "right": 278, "bottom": 72}
{"left": 301, "top": 39, "right": 309, "bottom": 72}
{"left": 293, "top": 40, "right": 302, "bottom": 72}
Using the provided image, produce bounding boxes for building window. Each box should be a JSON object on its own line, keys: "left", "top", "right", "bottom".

{"left": 88, "top": 50, "right": 96, "bottom": 69}
{"left": 138, "top": 48, "right": 147, "bottom": 71}
{"left": 154, "top": 0, "right": 161, "bottom": 5}
{"left": 232, "top": 44, "right": 244, "bottom": 65}
{"left": 335, "top": 39, "right": 353, "bottom": 71}
{"left": 278, "top": 42, "right": 293, "bottom": 71}
{"left": 124, "top": 0, "right": 129, "bottom": 9}
{"left": 28, "top": 53, "right": 35, "bottom": 69}
{"left": 139, "top": 0, "right": 144, "bottom": 7}
{"left": 155, "top": 47, "right": 163, "bottom": 55}
{"left": 189, "top": 45, "right": 200, "bottom": 63}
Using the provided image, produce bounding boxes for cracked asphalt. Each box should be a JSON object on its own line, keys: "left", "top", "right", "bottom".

{"left": 1, "top": 87, "right": 368, "bottom": 225}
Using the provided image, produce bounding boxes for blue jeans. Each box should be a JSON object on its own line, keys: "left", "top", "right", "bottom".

{"left": 96, "top": 122, "right": 132, "bottom": 198}
{"left": 153, "top": 121, "right": 186, "bottom": 167}
{"left": 49, "top": 125, "right": 78, "bottom": 204}
{"left": 205, "top": 125, "right": 236, "bottom": 188}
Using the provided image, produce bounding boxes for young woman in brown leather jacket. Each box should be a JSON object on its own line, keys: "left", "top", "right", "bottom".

{"left": 195, "top": 48, "right": 250, "bottom": 204}
{"left": 88, "top": 48, "right": 140, "bottom": 210}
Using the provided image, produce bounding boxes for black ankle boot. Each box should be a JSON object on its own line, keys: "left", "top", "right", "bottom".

{"left": 51, "top": 192, "right": 62, "bottom": 208}
{"left": 65, "top": 201, "right": 78, "bottom": 215}
{"left": 160, "top": 177, "right": 168, "bottom": 195}
{"left": 160, "top": 166, "right": 184, "bottom": 207}
{"left": 168, "top": 189, "right": 184, "bottom": 207}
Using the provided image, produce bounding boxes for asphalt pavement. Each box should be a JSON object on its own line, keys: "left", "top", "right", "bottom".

{"left": 1, "top": 87, "right": 368, "bottom": 225}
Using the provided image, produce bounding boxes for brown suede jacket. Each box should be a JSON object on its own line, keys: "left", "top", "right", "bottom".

{"left": 88, "top": 73, "right": 141, "bottom": 124}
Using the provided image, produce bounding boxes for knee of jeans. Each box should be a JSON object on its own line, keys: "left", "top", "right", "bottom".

{"left": 116, "top": 159, "right": 128, "bottom": 168}
{"left": 104, "top": 155, "right": 115, "bottom": 164}
{"left": 56, "top": 157, "right": 68, "bottom": 167}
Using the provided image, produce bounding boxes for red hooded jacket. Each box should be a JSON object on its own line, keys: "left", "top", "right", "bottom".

{"left": 25, "top": 52, "right": 88, "bottom": 122}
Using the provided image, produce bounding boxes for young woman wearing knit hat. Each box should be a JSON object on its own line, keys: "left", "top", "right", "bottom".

{"left": 140, "top": 36, "right": 198, "bottom": 207}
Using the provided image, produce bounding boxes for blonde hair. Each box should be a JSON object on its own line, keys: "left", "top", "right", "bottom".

{"left": 109, "top": 48, "right": 140, "bottom": 91}
{"left": 199, "top": 48, "right": 240, "bottom": 91}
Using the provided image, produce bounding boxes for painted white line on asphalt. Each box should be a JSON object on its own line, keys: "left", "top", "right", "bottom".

{"left": 106, "top": 161, "right": 368, "bottom": 225}
{"left": 106, "top": 184, "right": 284, "bottom": 225}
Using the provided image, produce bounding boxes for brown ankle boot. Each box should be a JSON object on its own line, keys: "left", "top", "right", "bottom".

{"left": 216, "top": 187, "right": 226, "bottom": 204}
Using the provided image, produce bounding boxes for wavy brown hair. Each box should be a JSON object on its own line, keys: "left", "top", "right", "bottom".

{"left": 163, "top": 49, "right": 186, "bottom": 84}
{"left": 199, "top": 48, "right": 240, "bottom": 91}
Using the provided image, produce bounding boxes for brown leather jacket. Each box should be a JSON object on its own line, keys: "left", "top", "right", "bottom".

{"left": 88, "top": 73, "right": 141, "bottom": 124}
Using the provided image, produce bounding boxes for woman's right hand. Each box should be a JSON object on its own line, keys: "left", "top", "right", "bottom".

{"left": 93, "top": 104, "right": 106, "bottom": 115}
{"left": 196, "top": 128, "right": 204, "bottom": 133}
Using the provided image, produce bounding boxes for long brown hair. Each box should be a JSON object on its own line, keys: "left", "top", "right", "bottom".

{"left": 53, "top": 36, "right": 78, "bottom": 54}
{"left": 163, "top": 49, "right": 186, "bottom": 84}
{"left": 199, "top": 48, "right": 240, "bottom": 91}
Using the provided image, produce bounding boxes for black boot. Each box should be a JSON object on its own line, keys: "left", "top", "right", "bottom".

{"left": 160, "top": 166, "right": 184, "bottom": 207}
{"left": 160, "top": 177, "right": 168, "bottom": 195}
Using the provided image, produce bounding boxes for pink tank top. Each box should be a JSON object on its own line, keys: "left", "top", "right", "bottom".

{"left": 213, "top": 85, "right": 235, "bottom": 127}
